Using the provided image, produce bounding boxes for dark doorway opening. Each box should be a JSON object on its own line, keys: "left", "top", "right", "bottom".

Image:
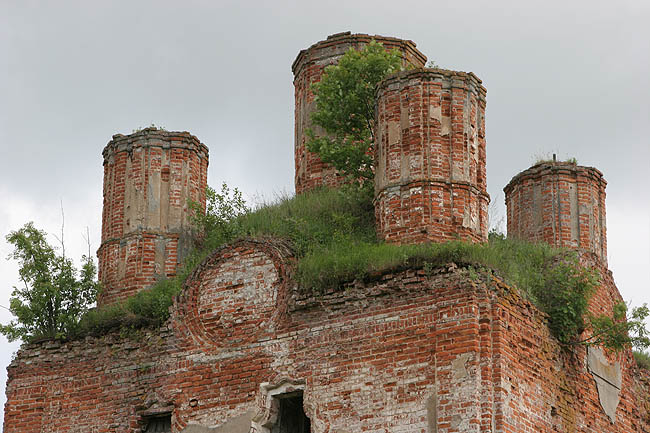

{"left": 143, "top": 414, "right": 171, "bottom": 433}
{"left": 271, "top": 391, "right": 311, "bottom": 433}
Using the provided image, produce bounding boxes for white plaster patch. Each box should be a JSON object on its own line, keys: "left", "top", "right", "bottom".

{"left": 587, "top": 346, "right": 621, "bottom": 423}
{"left": 440, "top": 116, "right": 451, "bottom": 136}
{"left": 388, "top": 121, "right": 400, "bottom": 145}
{"left": 451, "top": 353, "right": 472, "bottom": 380}
{"left": 429, "top": 105, "right": 442, "bottom": 122}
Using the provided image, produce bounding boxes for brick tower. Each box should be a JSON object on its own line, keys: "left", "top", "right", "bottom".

{"left": 503, "top": 160, "right": 607, "bottom": 264}
{"left": 292, "top": 32, "right": 427, "bottom": 194}
{"left": 97, "top": 128, "right": 209, "bottom": 306}
{"left": 374, "top": 69, "right": 489, "bottom": 245}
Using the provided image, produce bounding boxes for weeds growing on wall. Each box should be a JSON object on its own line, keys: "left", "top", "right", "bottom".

{"left": 72, "top": 186, "right": 648, "bottom": 352}
{"left": 75, "top": 185, "right": 375, "bottom": 336}
{"left": 634, "top": 350, "right": 650, "bottom": 370}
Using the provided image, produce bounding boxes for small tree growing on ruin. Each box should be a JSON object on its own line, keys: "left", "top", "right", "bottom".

{"left": 1, "top": 222, "right": 99, "bottom": 341}
{"left": 306, "top": 41, "right": 403, "bottom": 186}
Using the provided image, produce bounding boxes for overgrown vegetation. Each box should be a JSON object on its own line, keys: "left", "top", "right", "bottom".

{"left": 533, "top": 154, "right": 578, "bottom": 166}
{"left": 74, "top": 183, "right": 252, "bottom": 337}
{"left": 4, "top": 185, "right": 649, "bottom": 353}
{"left": 70, "top": 184, "right": 375, "bottom": 336}
{"left": 78, "top": 185, "right": 647, "bottom": 352}
{"left": 585, "top": 303, "right": 650, "bottom": 351}
{"left": 131, "top": 123, "right": 166, "bottom": 133}
{"left": 296, "top": 228, "right": 604, "bottom": 346}
{"left": 5, "top": 42, "right": 644, "bottom": 352}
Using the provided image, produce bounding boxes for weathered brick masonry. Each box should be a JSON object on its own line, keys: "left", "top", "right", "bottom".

{"left": 374, "top": 69, "right": 489, "bottom": 244}
{"left": 97, "top": 128, "right": 209, "bottom": 306}
{"left": 4, "top": 32, "right": 649, "bottom": 432}
{"left": 5, "top": 241, "right": 648, "bottom": 432}
{"left": 292, "top": 32, "right": 427, "bottom": 194}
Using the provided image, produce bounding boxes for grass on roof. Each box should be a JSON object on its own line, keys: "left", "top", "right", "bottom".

{"left": 76, "top": 186, "right": 591, "bottom": 346}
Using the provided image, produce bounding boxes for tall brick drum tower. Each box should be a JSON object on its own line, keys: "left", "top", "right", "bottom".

{"left": 292, "top": 32, "right": 427, "bottom": 194}
{"left": 504, "top": 160, "right": 607, "bottom": 264}
{"left": 97, "top": 128, "right": 209, "bottom": 306}
{"left": 374, "top": 69, "right": 489, "bottom": 244}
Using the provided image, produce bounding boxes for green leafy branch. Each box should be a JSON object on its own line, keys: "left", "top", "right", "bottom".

{"left": 306, "top": 40, "right": 403, "bottom": 185}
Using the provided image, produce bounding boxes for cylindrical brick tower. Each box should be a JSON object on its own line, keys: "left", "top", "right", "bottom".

{"left": 374, "top": 69, "right": 489, "bottom": 245}
{"left": 504, "top": 161, "right": 607, "bottom": 264}
{"left": 292, "top": 31, "right": 427, "bottom": 194}
{"left": 97, "top": 128, "right": 209, "bottom": 306}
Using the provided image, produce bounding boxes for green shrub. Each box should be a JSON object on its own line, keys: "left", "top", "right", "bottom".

{"left": 584, "top": 302, "right": 650, "bottom": 351}
{"left": 532, "top": 256, "right": 597, "bottom": 345}
{"left": 125, "top": 278, "right": 180, "bottom": 323}
{"left": 306, "top": 41, "right": 403, "bottom": 185}
{"left": 189, "top": 182, "right": 250, "bottom": 252}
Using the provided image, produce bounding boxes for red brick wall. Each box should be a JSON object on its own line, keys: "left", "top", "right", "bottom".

{"left": 97, "top": 128, "right": 209, "bottom": 307}
{"left": 504, "top": 162, "right": 607, "bottom": 265}
{"left": 374, "top": 69, "right": 489, "bottom": 245}
{"left": 493, "top": 282, "right": 643, "bottom": 433}
{"left": 636, "top": 368, "right": 650, "bottom": 431}
{"left": 5, "top": 239, "right": 647, "bottom": 432}
{"left": 292, "top": 32, "right": 427, "bottom": 194}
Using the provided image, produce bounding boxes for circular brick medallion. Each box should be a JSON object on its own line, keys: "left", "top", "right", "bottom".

{"left": 197, "top": 249, "right": 278, "bottom": 344}
{"left": 176, "top": 239, "right": 292, "bottom": 348}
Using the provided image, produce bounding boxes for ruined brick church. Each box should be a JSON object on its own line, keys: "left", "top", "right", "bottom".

{"left": 4, "top": 32, "right": 650, "bottom": 432}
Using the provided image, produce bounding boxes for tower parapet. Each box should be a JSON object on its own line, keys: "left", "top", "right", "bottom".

{"left": 292, "top": 32, "right": 427, "bottom": 194}
{"left": 504, "top": 161, "right": 607, "bottom": 264}
{"left": 374, "top": 69, "right": 489, "bottom": 244}
{"left": 97, "top": 128, "right": 209, "bottom": 306}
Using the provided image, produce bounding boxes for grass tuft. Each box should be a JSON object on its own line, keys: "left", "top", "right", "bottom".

{"left": 296, "top": 232, "right": 561, "bottom": 299}
{"left": 634, "top": 351, "right": 650, "bottom": 370}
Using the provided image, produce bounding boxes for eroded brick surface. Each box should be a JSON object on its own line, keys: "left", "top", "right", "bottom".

{"left": 635, "top": 368, "right": 650, "bottom": 431}
{"left": 292, "top": 32, "right": 427, "bottom": 194}
{"left": 4, "top": 240, "right": 648, "bottom": 432}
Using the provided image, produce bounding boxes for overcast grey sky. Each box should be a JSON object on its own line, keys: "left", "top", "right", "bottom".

{"left": 1, "top": 0, "right": 648, "bottom": 428}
